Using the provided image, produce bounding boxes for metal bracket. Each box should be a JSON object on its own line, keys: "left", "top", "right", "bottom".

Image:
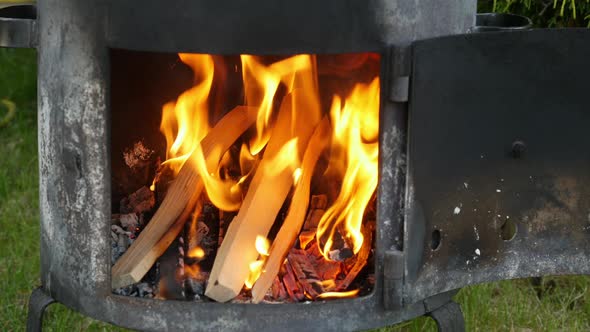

{"left": 428, "top": 301, "right": 465, "bottom": 332}
{"left": 0, "top": 5, "right": 37, "bottom": 48}
{"left": 388, "top": 45, "right": 411, "bottom": 103}
{"left": 26, "top": 287, "right": 56, "bottom": 332}
{"left": 383, "top": 250, "right": 404, "bottom": 310}
{"left": 390, "top": 76, "right": 409, "bottom": 103}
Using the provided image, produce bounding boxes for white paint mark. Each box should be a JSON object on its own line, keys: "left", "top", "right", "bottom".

{"left": 454, "top": 206, "right": 461, "bottom": 215}
{"left": 496, "top": 189, "right": 502, "bottom": 193}
{"left": 463, "top": 182, "right": 469, "bottom": 189}
{"left": 475, "top": 249, "right": 481, "bottom": 256}
{"left": 473, "top": 226, "right": 480, "bottom": 241}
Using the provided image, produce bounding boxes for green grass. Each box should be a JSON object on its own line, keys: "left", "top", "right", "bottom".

{"left": 1, "top": 46, "right": 589, "bottom": 330}
{"left": 0, "top": 48, "right": 121, "bottom": 331}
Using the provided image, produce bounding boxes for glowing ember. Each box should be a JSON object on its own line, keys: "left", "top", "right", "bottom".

{"left": 316, "top": 289, "right": 360, "bottom": 299}
{"left": 255, "top": 235, "right": 270, "bottom": 257}
{"left": 187, "top": 246, "right": 205, "bottom": 259}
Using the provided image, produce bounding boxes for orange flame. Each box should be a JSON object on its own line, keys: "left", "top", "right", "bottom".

{"left": 317, "top": 289, "right": 360, "bottom": 299}
{"left": 255, "top": 235, "right": 270, "bottom": 257}
{"left": 241, "top": 54, "right": 319, "bottom": 155}
{"left": 155, "top": 52, "right": 378, "bottom": 300}
{"left": 159, "top": 54, "right": 214, "bottom": 173}
{"left": 157, "top": 54, "right": 246, "bottom": 211}
{"left": 187, "top": 246, "right": 205, "bottom": 259}
{"left": 245, "top": 235, "right": 270, "bottom": 289}
{"left": 185, "top": 264, "right": 201, "bottom": 279}
{"left": 158, "top": 54, "right": 320, "bottom": 212}
{"left": 317, "top": 78, "right": 380, "bottom": 258}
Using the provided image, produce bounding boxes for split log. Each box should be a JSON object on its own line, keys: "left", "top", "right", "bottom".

{"left": 111, "top": 106, "right": 257, "bottom": 289}
{"left": 205, "top": 94, "right": 320, "bottom": 302}
{"left": 251, "top": 118, "right": 330, "bottom": 303}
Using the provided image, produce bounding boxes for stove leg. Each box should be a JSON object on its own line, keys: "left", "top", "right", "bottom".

{"left": 429, "top": 300, "right": 465, "bottom": 332}
{"left": 26, "top": 287, "right": 56, "bottom": 332}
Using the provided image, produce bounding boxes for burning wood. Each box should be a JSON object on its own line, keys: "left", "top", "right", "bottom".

{"left": 205, "top": 96, "right": 320, "bottom": 302}
{"left": 337, "top": 221, "right": 374, "bottom": 291}
{"left": 111, "top": 106, "right": 257, "bottom": 289}
{"left": 111, "top": 53, "right": 380, "bottom": 303}
{"left": 251, "top": 118, "right": 331, "bottom": 303}
{"left": 287, "top": 251, "right": 323, "bottom": 300}
{"left": 282, "top": 261, "right": 305, "bottom": 302}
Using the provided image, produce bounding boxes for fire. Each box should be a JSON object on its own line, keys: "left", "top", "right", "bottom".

{"left": 246, "top": 235, "right": 270, "bottom": 289}
{"left": 187, "top": 246, "right": 205, "bottom": 259}
{"left": 316, "top": 289, "right": 360, "bottom": 299}
{"left": 255, "top": 235, "right": 270, "bottom": 257}
{"left": 152, "top": 52, "right": 379, "bottom": 301}
{"left": 316, "top": 78, "right": 380, "bottom": 258}
{"left": 159, "top": 54, "right": 214, "bottom": 173}
{"left": 241, "top": 55, "right": 320, "bottom": 155}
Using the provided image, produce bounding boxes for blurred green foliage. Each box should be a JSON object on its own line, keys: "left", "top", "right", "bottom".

{"left": 479, "top": 0, "right": 590, "bottom": 27}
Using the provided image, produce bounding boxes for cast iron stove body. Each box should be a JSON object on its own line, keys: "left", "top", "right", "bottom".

{"left": 1, "top": 0, "right": 590, "bottom": 331}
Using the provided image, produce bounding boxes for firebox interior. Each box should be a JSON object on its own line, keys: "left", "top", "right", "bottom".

{"left": 110, "top": 49, "right": 380, "bottom": 303}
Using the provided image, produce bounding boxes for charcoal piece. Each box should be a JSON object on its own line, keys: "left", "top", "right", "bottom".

{"left": 155, "top": 238, "right": 186, "bottom": 300}
{"left": 328, "top": 248, "right": 354, "bottom": 262}
{"left": 309, "top": 195, "right": 327, "bottom": 210}
{"left": 191, "top": 201, "right": 219, "bottom": 271}
{"left": 218, "top": 210, "right": 234, "bottom": 246}
{"left": 113, "top": 284, "right": 136, "bottom": 296}
{"left": 119, "top": 213, "right": 139, "bottom": 232}
{"left": 153, "top": 165, "right": 175, "bottom": 205}
{"left": 112, "top": 142, "right": 157, "bottom": 209}
{"left": 185, "top": 277, "right": 206, "bottom": 299}
{"left": 120, "top": 186, "right": 155, "bottom": 214}
{"left": 137, "top": 282, "right": 154, "bottom": 298}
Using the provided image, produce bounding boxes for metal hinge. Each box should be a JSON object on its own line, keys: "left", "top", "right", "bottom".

{"left": 383, "top": 249, "right": 404, "bottom": 310}
{"left": 388, "top": 45, "right": 411, "bottom": 103}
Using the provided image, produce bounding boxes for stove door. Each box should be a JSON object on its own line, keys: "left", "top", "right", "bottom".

{"left": 404, "top": 29, "right": 590, "bottom": 304}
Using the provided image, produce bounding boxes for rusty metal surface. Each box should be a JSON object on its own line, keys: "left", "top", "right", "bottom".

{"left": 405, "top": 29, "right": 590, "bottom": 304}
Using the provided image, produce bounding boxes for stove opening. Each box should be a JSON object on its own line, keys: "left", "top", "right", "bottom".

{"left": 110, "top": 50, "right": 380, "bottom": 303}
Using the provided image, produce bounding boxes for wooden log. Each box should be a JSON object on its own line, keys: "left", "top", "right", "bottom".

{"left": 205, "top": 95, "right": 320, "bottom": 302}
{"left": 111, "top": 106, "right": 257, "bottom": 289}
{"left": 251, "top": 118, "right": 330, "bottom": 303}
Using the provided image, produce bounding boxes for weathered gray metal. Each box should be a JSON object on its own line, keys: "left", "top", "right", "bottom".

{"left": 405, "top": 28, "right": 590, "bottom": 304}
{"left": 8, "top": 0, "right": 478, "bottom": 330}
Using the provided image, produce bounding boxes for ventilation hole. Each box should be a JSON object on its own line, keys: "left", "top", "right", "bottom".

{"left": 501, "top": 219, "right": 517, "bottom": 241}
{"left": 431, "top": 230, "right": 441, "bottom": 251}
